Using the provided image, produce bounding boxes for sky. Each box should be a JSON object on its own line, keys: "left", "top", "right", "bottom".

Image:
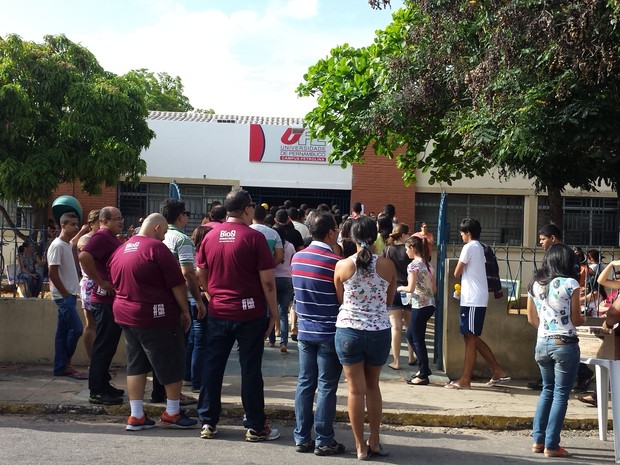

{"left": 0, "top": 0, "right": 403, "bottom": 117}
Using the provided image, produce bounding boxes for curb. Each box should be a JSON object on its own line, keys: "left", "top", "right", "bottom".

{"left": 0, "top": 402, "right": 604, "bottom": 431}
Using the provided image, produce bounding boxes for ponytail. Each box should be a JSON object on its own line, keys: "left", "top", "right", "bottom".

{"left": 356, "top": 240, "right": 373, "bottom": 271}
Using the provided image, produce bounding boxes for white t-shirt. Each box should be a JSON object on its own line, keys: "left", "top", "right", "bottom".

{"left": 46, "top": 237, "right": 80, "bottom": 299}
{"left": 458, "top": 240, "right": 489, "bottom": 307}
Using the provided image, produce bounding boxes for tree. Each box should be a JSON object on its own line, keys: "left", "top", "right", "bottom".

{"left": 0, "top": 34, "right": 155, "bottom": 229}
{"left": 301, "top": 1, "right": 620, "bottom": 228}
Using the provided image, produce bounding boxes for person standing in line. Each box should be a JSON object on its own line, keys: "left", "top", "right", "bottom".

{"left": 527, "top": 243, "right": 585, "bottom": 458}
{"left": 398, "top": 235, "right": 436, "bottom": 385}
{"left": 74, "top": 209, "right": 101, "bottom": 359}
{"left": 108, "top": 213, "right": 197, "bottom": 431}
{"left": 291, "top": 211, "right": 345, "bottom": 456}
{"left": 334, "top": 215, "right": 396, "bottom": 460}
{"left": 48, "top": 212, "right": 86, "bottom": 380}
{"left": 195, "top": 188, "right": 280, "bottom": 442}
{"left": 382, "top": 223, "right": 416, "bottom": 371}
{"left": 446, "top": 218, "right": 509, "bottom": 390}
{"left": 160, "top": 199, "right": 206, "bottom": 399}
{"left": 79, "top": 207, "right": 125, "bottom": 405}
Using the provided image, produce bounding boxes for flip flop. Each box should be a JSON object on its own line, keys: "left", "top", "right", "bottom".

{"left": 444, "top": 381, "right": 470, "bottom": 390}
{"left": 544, "top": 446, "right": 570, "bottom": 458}
{"left": 387, "top": 364, "right": 401, "bottom": 371}
{"left": 532, "top": 444, "right": 544, "bottom": 453}
{"left": 367, "top": 442, "right": 389, "bottom": 457}
{"left": 66, "top": 372, "right": 88, "bottom": 380}
{"left": 576, "top": 395, "right": 597, "bottom": 407}
{"left": 485, "top": 376, "right": 511, "bottom": 386}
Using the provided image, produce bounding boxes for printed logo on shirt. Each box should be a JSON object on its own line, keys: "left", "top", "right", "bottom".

{"left": 124, "top": 241, "right": 140, "bottom": 253}
{"left": 219, "top": 230, "right": 236, "bottom": 243}
{"left": 241, "top": 298, "right": 256, "bottom": 310}
{"left": 95, "top": 286, "right": 109, "bottom": 296}
{"left": 153, "top": 304, "right": 166, "bottom": 318}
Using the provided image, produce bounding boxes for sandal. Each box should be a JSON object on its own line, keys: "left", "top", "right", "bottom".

{"left": 532, "top": 444, "right": 544, "bottom": 453}
{"left": 357, "top": 446, "right": 371, "bottom": 461}
{"left": 544, "top": 446, "right": 570, "bottom": 458}
{"left": 577, "top": 394, "right": 597, "bottom": 407}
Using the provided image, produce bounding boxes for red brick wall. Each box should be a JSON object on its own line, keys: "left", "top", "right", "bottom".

{"left": 350, "top": 146, "right": 417, "bottom": 229}
{"left": 50, "top": 182, "right": 118, "bottom": 223}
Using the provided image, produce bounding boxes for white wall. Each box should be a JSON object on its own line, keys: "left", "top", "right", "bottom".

{"left": 142, "top": 119, "right": 352, "bottom": 190}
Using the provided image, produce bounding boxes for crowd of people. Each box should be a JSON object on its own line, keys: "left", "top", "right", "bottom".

{"left": 34, "top": 189, "right": 609, "bottom": 459}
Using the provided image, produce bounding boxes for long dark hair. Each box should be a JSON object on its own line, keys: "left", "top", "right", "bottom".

{"left": 405, "top": 235, "right": 431, "bottom": 272}
{"left": 350, "top": 215, "right": 377, "bottom": 271}
{"left": 529, "top": 243, "right": 577, "bottom": 291}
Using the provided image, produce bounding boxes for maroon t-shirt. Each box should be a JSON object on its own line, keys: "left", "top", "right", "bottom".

{"left": 82, "top": 228, "right": 121, "bottom": 305}
{"left": 108, "top": 236, "right": 185, "bottom": 328}
{"left": 195, "top": 221, "right": 275, "bottom": 321}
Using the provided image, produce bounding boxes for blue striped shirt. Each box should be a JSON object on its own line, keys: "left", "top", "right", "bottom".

{"left": 291, "top": 241, "right": 340, "bottom": 343}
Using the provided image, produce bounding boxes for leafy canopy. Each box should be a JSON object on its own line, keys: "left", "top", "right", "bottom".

{"left": 0, "top": 34, "right": 155, "bottom": 208}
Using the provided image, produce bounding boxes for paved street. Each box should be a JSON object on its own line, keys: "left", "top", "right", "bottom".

{"left": 0, "top": 415, "right": 614, "bottom": 464}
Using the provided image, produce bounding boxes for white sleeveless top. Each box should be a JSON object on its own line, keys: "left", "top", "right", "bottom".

{"left": 336, "top": 254, "right": 391, "bottom": 331}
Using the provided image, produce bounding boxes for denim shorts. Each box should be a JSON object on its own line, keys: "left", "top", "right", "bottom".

{"left": 335, "top": 327, "right": 391, "bottom": 366}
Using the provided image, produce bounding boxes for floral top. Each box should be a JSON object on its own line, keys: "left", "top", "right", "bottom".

{"left": 408, "top": 258, "right": 436, "bottom": 309}
{"left": 336, "top": 254, "right": 390, "bottom": 331}
{"left": 529, "top": 277, "right": 580, "bottom": 338}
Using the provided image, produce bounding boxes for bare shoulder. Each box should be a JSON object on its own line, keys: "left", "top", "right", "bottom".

{"left": 376, "top": 256, "right": 396, "bottom": 279}
{"left": 335, "top": 257, "right": 355, "bottom": 280}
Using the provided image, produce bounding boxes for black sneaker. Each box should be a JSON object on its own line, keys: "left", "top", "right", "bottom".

{"left": 314, "top": 440, "right": 345, "bottom": 456}
{"left": 89, "top": 393, "right": 124, "bottom": 405}
{"left": 105, "top": 385, "right": 125, "bottom": 397}
{"left": 295, "top": 440, "right": 315, "bottom": 453}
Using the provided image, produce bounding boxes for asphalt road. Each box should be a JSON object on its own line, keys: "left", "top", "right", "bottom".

{"left": 0, "top": 415, "right": 615, "bottom": 464}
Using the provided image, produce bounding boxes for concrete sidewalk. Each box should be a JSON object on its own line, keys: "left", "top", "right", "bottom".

{"left": 0, "top": 340, "right": 605, "bottom": 432}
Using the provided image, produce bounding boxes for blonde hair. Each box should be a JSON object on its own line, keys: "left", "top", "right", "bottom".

{"left": 387, "top": 223, "right": 409, "bottom": 245}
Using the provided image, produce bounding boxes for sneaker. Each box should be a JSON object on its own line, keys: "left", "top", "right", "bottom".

{"left": 200, "top": 424, "right": 218, "bottom": 439}
{"left": 295, "top": 440, "right": 315, "bottom": 453}
{"left": 179, "top": 393, "right": 197, "bottom": 406}
{"left": 159, "top": 410, "right": 198, "bottom": 429}
{"left": 89, "top": 393, "right": 124, "bottom": 405}
{"left": 105, "top": 385, "right": 125, "bottom": 397}
{"left": 314, "top": 440, "right": 346, "bottom": 456}
{"left": 125, "top": 415, "right": 156, "bottom": 431}
{"left": 245, "top": 423, "right": 280, "bottom": 442}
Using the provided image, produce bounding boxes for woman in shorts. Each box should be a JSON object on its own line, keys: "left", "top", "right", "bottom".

{"left": 334, "top": 215, "right": 396, "bottom": 460}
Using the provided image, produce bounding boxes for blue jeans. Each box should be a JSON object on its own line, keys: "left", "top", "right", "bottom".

{"left": 88, "top": 302, "right": 122, "bottom": 394}
{"left": 53, "top": 295, "right": 83, "bottom": 375}
{"left": 532, "top": 337, "right": 580, "bottom": 450}
{"left": 186, "top": 301, "right": 208, "bottom": 390}
{"left": 197, "top": 315, "right": 268, "bottom": 430}
{"left": 406, "top": 306, "right": 435, "bottom": 378}
{"left": 294, "top": 339, "right": 343, "bottom": 447}
{"left": 269, "top": 277, "right": 294, "bottom": 346}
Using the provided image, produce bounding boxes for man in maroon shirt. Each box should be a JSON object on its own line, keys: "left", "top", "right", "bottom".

{"left": 79, "top": 206, "right": 125, "bottom": 405}
{"left": 109, "top": 213, "right": 196, "bottom": 431}
{"left": 195, "top": 188, "right": 279, "bottom": 442}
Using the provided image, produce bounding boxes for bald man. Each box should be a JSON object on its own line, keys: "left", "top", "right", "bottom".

{"left": 108, "top": 213, "right": 196, "bottom": 431}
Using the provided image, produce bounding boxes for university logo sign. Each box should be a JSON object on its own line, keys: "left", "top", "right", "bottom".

{"left": 248, "top": 124, "right": 336, "bottom": 164}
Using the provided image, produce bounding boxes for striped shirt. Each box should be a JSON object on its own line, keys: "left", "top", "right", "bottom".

{"left": 291, "top": 241, "right": 340, "bottom": 343}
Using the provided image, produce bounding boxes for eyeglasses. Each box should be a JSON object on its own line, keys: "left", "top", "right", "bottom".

{"left": 183, "top": 211, "right": 191, "bottom": 216}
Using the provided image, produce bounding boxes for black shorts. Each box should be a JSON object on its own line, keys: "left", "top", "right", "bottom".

{"left": 121, "top": 323, "right": 185, "bottom": 385}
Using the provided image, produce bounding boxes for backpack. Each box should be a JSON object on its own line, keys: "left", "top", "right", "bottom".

{"left": 481, "top": 243, "right": 503, "bottom": 299}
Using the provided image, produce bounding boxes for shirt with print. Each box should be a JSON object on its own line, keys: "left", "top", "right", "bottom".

{"left": 109, "top": 236, "right": 185, "bottom": 328}
{"left": 408, "top": 258, "right": 436, "bottom": 309}
{"left": 250, "top": 223, "right": 283, "bottom": 255}
{"left": 336, "top": 254, "right": 390, "bottom": 331}
{"left": 195, "top": 221, "right": 275, "bottom": 321}
{"left": 82, "top": 228, "right": 121, "bottom": 304}
{"left": 529, "top": 277, "right": 580, "bottom": 338}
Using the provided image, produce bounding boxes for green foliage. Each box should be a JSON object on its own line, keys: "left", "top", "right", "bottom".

{"left": 301, "top": 0, "right": 620, "bottom": 224}
{"left": 124, "top": 68, "right": 194, "bottom": 112}
{"left": 0, "top": 34, "right": 154, "bottom": 209}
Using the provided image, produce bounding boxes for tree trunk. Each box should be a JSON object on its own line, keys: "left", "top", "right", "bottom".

{"left": 547, "top": 187, "right": 563, "bottom": 228}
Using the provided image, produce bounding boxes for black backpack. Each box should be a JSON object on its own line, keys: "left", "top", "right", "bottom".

{"left": 481, "top": 243, "right": 503, "bottom": 298}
